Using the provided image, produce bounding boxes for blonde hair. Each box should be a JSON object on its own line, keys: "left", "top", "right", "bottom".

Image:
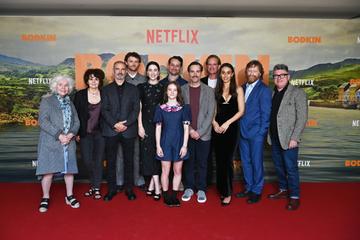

{"left": 49, "top": 75, "right": 75, "bottom": 94}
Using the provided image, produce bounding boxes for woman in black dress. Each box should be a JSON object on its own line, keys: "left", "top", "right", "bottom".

{"left": 74, "top": 68, "right": 105, "bottom": 200}
{"left": 213, "top": 63, "right": 245, "bottom": 206}
{"left": 138, "top": 61, "right": 164, "bottom": 200}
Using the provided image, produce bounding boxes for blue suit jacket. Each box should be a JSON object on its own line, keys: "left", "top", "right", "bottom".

{"left": 239, "top": 80, "right": 272, "bottom": 139}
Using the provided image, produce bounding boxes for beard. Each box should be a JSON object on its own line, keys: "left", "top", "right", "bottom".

{"left": 115, "top": 74, "right": 125, "bottom": 81}
{"left": 247, "top": 75, "right": 258, "bottom": 83}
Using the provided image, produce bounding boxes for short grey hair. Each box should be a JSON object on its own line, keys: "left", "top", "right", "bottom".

{"left": 49, "top": 75, "right": 75, "bottom": 94}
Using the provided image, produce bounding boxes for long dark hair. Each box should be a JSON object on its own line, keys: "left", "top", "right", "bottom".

{"left": 162, "top": 81, "right": 184, "bottom": 106}
{"left": 215, "top": 63, "right": 237, "bottom": 103}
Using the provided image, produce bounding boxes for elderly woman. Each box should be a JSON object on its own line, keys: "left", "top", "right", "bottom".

{"left": 36, "top": 75, "right": 80, "bottom": 213}
{"left": 74, "top": 69, "right": 105, "bottom": 200}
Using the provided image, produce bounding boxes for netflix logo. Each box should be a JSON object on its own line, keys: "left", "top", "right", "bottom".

{"left": 147, "top": 29, "right": 199, "bottom": 44}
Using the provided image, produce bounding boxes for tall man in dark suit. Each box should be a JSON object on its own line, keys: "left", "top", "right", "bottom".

{"left": 115, "top": 52, "right": 146, "bottom": 192}
{"left": 237, "top": 60, "right": 272, "bottom": 204}
{"left": 102, "top": 61, "right": 140, "bottom": 201}
{"left": 267, "top": 64, "right": 308, "bottom": 210}
{"left": 181, "top": 61, "right": 215, "bottom": 204}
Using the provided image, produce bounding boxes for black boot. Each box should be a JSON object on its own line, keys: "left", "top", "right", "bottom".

{"left": 171, "top": 190, "right": 180, "bottom": 207}
{"left": 163, "top": 191, "right": 172, "bottom": 207}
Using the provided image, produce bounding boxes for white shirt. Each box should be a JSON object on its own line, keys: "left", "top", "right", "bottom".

{"left": 245, "top": 80, "right": 259, "bottom": 102}
{"left": 207, "top": 78, "right": 217, "bottom": 89}
{"left": 128, "top": 72, "right": 137, "bottom": 79}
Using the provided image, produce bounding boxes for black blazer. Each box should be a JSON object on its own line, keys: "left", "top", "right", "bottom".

{"left": 200, "top": 75, "right": 220, "bottom": 86}
{"left": 73, "top": 88, "right": 102, "bottom": 137}
{"left": 200, "top": 76, "right": 209, "bottom": 85}
{"left": 101, "top": 81, "right": 140, "bottom": 138}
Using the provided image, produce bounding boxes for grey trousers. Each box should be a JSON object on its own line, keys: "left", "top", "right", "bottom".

{"left": 116, "top": 137, "right": 145, "bottom": 186}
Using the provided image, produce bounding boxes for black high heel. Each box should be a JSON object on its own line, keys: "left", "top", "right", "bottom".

{"left": 153, "top": 193, "right": 161, "bottom": 201}
{"left": 84, "top": 188, "right": 94, "bottom": 197}
{"left": 146, "top": 189, "right": 155, "bottom": 196}
{"left": 93, "top": 188, "right": 102, "bottom": 200}
{"left": 221, "top": 196, "right": 232, "bottom": 206}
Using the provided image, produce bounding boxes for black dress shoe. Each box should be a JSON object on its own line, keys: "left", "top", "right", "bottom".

{"left": 235, "top": 190, "right": 251, "bottom": 198}
{"left": 268, "top": 190, "right": 288, "bottom": 199}
{"left": 125, "top": 190, "right": 136, "bottom": 201}
{"left": 287, "top": 198, "right": 300, "bottom": 210}
{"left": 103, "top": 191, "right": 117, "bottom": 201}
{"left": 247, "top": 193, "right": 261, "bottom": 204}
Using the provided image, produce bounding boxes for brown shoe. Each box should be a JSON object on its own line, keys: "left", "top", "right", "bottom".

{"left": 268, "top": 190, "right": 288, "bottom": 199}
{"left": 287, "top": 198, "right": 300, "bottom": 211}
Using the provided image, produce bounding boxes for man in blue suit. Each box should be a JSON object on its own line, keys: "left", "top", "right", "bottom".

{"left": 236, "top": 60, "right": 272, "bottom": 204}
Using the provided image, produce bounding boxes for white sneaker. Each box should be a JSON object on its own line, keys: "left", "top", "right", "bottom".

{"left": 181, "top": 188, "right": 194, "bottom": 201}
{"left": 197, "top": 190, "right": 207, "bottom": 203}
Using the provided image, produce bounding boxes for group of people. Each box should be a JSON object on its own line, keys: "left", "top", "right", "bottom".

{"left": 36, "top": 52, "right": 308, "bottom": 213}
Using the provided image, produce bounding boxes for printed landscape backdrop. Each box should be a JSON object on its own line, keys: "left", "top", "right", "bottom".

{"left": 0, "top": 16, "right": 359, "bottom": 182}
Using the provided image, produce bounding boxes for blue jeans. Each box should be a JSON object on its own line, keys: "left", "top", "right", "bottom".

{"left": 271, "top": 137, "right": 300, "bottom": 198}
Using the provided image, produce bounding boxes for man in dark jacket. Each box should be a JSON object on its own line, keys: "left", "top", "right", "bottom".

{"left": 102, "top": 60, "right": 140, "bottom": 201}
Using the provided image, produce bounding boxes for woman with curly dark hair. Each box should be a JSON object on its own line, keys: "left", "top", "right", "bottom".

{"left": 74, "top": 68, "right": 105, "bottom": 200}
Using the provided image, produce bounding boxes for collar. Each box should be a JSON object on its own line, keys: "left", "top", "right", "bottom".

{"left": 246, "top": 79, "right": 259, "bottom": 88}
{"left": 128, "top": 72, "right": 137, "bottom": 79}
{"left": 274, "top": 83, "right": 289, "bottom": 93}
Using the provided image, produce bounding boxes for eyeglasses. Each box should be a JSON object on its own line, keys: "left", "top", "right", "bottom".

{"left": 273, "top": 74, "right": 288, "bottom": 79}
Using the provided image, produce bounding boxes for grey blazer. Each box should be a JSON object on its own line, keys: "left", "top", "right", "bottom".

{"left": 267, "top": 84, "right": 308, "bottom": 150}
{"left": 182, "top": 82, "right": 216, "bottom": 141}
{"left": 36, "top": 94, "right": 80, "bottom": 175}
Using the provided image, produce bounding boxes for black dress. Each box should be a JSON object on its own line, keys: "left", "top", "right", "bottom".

{"left": 213, "top": 95, "right": 239, "bottom": 197}
{"left": 138, "top": 82, "right": 164, "bottom": 176}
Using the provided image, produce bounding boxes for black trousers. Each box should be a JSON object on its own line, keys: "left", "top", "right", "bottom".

{"left": 184, "top": 139, "right": 210, "bottom": 191}
{"left": 80, "top": 132, "right": 105, "bottom": 189}
{"left": 105, "top": 134, "right": 135, "bottom": 192}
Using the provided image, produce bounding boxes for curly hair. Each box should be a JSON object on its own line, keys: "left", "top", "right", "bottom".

{"left": 49, "top": 75, "right": 75, "bottom": 94}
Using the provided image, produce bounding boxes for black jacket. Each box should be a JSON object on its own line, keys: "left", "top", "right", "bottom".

{"left": 101, "top": 81, "right": 140, "bottom": 138}
{"left": 73, "top": 88, "right": 102, "bottom": 137}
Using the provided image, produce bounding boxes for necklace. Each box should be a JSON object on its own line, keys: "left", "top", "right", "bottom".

{"left": 88, "top": 89, "right": 99, "bottom": 96}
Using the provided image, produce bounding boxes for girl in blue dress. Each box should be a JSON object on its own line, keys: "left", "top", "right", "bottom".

{"left": 154, "top": 82, "right": 191, "bottom": 207}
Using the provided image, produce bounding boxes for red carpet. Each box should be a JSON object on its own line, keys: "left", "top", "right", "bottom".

{"left": 1, "top": 182, "right": 359, "bottom": 240}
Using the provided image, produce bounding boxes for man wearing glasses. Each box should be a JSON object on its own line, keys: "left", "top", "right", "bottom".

{"left": 267, "top": 64, "right": 308, "bottom": 210}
